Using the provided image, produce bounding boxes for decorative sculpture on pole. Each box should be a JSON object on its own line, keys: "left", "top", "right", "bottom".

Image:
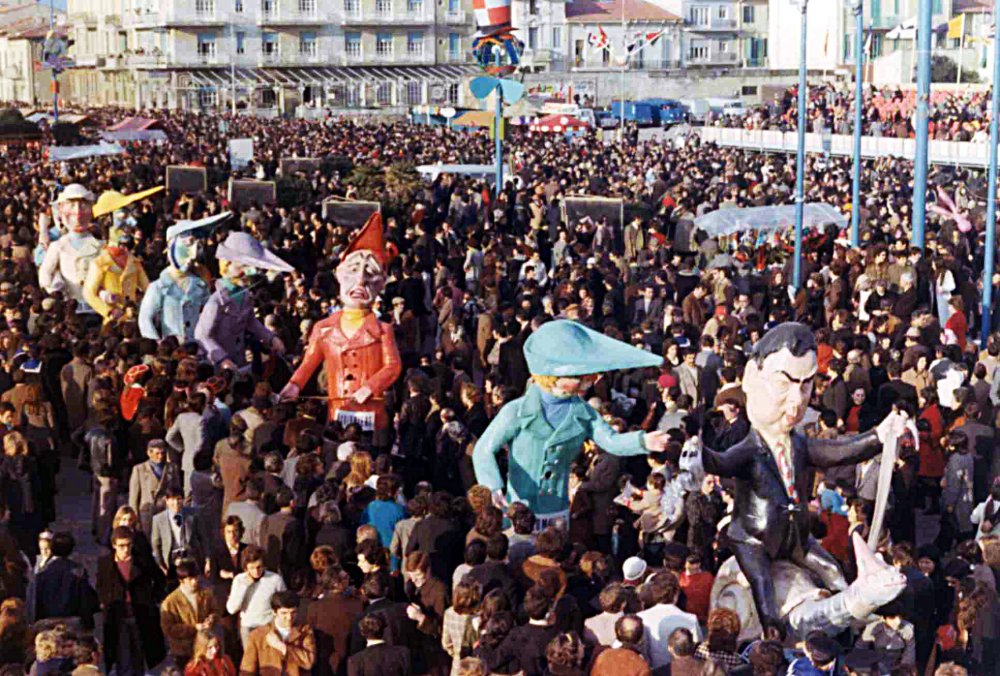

{"left": 469, "top": 0, "right": 523, "bottom": 193}
{"left": 279, "top": 213, "right": 402, "bottom": 438}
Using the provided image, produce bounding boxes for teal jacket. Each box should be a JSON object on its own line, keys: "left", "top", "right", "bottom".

{"left": 472, "top": 384, "right": 649, "bottom": 516}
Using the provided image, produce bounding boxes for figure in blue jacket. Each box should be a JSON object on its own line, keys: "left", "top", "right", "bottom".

{"left": 138, "top": 213, "right": 228, "bottom": 341}
{"left": 472, "top": 320, "right": 670, "bottom": 526}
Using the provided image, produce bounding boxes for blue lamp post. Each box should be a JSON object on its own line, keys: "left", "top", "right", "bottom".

{"left": 849, "top": 0, "right": 864, "bottom": 248}
{"left": 792, "top": 0, "right": 808, "bottom": 291}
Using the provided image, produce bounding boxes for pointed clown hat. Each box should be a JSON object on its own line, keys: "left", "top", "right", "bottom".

{"left": 343, "top": 212, "right": 388, "bottom": 266}
{"left": 216, "top": 231, "right": 294, "bottom": 273}
{"left": 92, "top": 186, "right": 165, "bottom": 218}
{"left": 523, "top": 320, "right": 663, "bottom": 377}
{"left": 472, "top": 0, "right": 512, "bottom": 37}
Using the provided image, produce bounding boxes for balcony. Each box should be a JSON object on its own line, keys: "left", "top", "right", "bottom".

{"left": 686, "top": 17, "right": 738, "bottom": 31}
{"left": 69, "top": 11, "right": 97, "bottom": 25}
{"left": 443, "top": 8, "right": 465, "bottom": 23}
{"left": 258, "top": 50, "right": 324, "bottom": 65}
{"left": 342, "top": 7, "right": 433, "bottom": 23}
{"left": 687, "top": 50, "right": 739, "bottom": 65}
{"left": 137, "top": 7, "right": 225, "bottom": 25}
{"left": 869, "top": 14, "right": 901, "bottom": 30}
{"left": 127, "top": 52, "right": 168, "bottom": 67}
{"left": 258, "top": 5, "right": 325, "bottom": 24}
{"left": 631, "top": 58, "right": 683, "bottom": 70}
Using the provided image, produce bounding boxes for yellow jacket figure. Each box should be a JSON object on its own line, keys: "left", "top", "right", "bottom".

{"left": 83, "top": 229, "right": 149, "bottom": 322}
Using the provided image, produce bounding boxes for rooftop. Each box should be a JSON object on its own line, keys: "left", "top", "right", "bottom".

{"left": 565, "top": 0, "right": 681, "bottom": 24}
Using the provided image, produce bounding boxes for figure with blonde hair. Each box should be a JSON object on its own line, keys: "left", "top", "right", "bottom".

{"left": 185, "top": 631, "right": 235, "bottom": 676}
{"left": 0, "top": 430, "right": 41, "bottom": 553}
{"left": 343, "top": 451, "right": 372, "bottom": 494}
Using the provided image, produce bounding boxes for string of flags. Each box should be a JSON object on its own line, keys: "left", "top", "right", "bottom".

{"left": 586, "top": 27, "right": 663, "bottom": 62}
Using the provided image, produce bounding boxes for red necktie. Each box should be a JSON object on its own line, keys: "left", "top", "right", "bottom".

{"left": 774, "top": 440, "right": 798, "bottom": 504}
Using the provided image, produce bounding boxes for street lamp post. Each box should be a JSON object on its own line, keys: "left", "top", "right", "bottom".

{"left": 981, "top": 0, "right": 1000, "bottom": 343}
{"left": 849, "top": 0, "right": 863, "bottom": 248}
{"left": 911, "top": 0, "right": 932, "bottom": 250}
{"left": 793, "top": 0, "right": 808, "bottom": 290}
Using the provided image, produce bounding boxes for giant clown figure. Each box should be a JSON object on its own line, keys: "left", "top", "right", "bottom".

{"left": 473, "top": 320, "right": 671, "bottom": 529}
{"left": 279, "top": 213, "right": 402, "bottom": 436}
{"left": 38, "top": 184, "right": 103, "bottom": 311}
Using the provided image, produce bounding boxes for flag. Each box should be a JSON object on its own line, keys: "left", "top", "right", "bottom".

{"left": 587, "top": 26, "right": 609, "bottom": 50}
{"left": 946, "top": 14, "right": 965, "bottom": 40}
{"left": 625, "top": 31, "right": 644, "bottom": 54}
{"left": 863, "top": 31, "right": 873, "bottom": 58}
{"left": 644, "top": 30, "right": 663, "bottom": 46}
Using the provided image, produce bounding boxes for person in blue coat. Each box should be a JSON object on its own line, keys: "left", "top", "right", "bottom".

{"left": 472, "top": 320, "right": 670, "bottom": 528}
{"left": 138, "top": 213, "right": 228, "bottom": 341}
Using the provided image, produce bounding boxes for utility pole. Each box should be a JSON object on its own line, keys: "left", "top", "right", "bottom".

{"left": 792, "top": 0, "right": 808, "bottom": 290}
{"left": 850, "top": 0, "right": 863, "bottom": 248}
{"left": 910, "top": 0, "right": 932, "bottom": 250}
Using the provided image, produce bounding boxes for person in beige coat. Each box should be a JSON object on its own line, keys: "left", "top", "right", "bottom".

{"left": 160, "top": 559, "right": 218, "bottom": 666}
{"left": 59, "top": 344, "right": 93, "bottom": 433}
{"left": 128, "top": 439, "right": 181, "bottom": 536}
{"left": 240, "top": 591, "right": 315, "bottom": 676}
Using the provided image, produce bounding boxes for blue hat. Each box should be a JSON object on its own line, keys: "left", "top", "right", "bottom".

{"left": 523, "top": 320, "right": 663, "bottom": 377}
{"left": 216, "top": 231, "right": 294, "bottom": 273}
{"left": 165, "top": 212, "right": 231, "bottom": 242}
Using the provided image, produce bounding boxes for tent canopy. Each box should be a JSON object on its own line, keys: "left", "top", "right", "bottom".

{"left": 694, "top": 203, "right": 847, "bottom": 237}
{"left": 108, "top": 116, "right": 163, "bottom": 132}
{"left": 529, "top": 114, "right": 588, "bottom": 132}
{"left": 452, "top": 110, "right": 496, "bottom": 128}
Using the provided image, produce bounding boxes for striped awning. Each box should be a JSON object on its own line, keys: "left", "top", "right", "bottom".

{"left": 186, "top": 65, "right": 476, "bottom": 88}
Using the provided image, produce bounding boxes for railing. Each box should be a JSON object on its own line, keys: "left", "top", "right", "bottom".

{"left": 444, "top": 8, "right": 464, "bottom": 22}
{"left": 127, "top": 53, "right": 168, "bottom": 67}
{"left": 70, "top": 11, "right": 97, "bottom": 24}
{"left": 258, "top": 7, "right": 324, "bottom": 22}
{"left": 698, "top": 126, "right": 997, "bottom": 168}
{"left": 632, "top": 58, "right": 683, "bottom": 70}
{"left": 343, "top": 7, "right": 433, "bottom": 22}
{"left": 869, "top": 14, "right": 901, "bottom": 30}
{"left": 687, "top": 51, "right": 739, "bottom": 65}
{"left": 687, "top": 17, "right": 737, "bottom": 30}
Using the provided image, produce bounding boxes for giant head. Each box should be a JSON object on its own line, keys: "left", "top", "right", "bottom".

{"left": 165, "top": 212, "right": 230, "bottom": 273}
{"left": 742, "top": 322, "right": 817, "bottom": 438}
{"left": 336, "top": 213, "right": 387, "bottom": 310}
{"left": 216, "top": 230, "right": 294, "bottom": 287}
{"left": 55, "top": 184, "right": 95, "bottom": 234}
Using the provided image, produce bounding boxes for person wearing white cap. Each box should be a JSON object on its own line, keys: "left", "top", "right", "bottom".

{"left": 622, "top": 556, "right": 648, "bottom": 585}
{"left": 38, "top": 184, "right": 103, "bottom": 310}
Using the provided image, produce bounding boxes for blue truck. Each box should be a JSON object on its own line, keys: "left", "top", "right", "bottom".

{"left": 609, "top": 100, "right": 656, "bottom": 126}
{"left": 641, "top": 99, "right": 689, "bottom": 126}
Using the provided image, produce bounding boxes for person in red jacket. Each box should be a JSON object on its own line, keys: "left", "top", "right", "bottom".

{"left": 185, "top": 632, "right": 235, "bottom": 676}
{"left": 678, "top": 554, "right": 714, "bottom": 625}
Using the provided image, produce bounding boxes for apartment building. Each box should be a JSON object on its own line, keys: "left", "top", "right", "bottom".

{"left": 0, "top": 20, "right": 66, "bottom": 105}
{"left": 738, "top": 0, "right": 765, "bottom": 68}
{"left": 64, "top": 0, "right": 477, "bottom": 111}
{"left": 565, "top": 0, "right": 683, "bottom": 72}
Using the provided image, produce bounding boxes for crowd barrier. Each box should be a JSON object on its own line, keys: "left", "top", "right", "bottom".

{"left": 698, "top": 126, "right": 993, "bottom": 168}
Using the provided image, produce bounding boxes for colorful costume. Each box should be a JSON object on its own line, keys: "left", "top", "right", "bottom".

{"left": 38, "top": 184, "right": 103, "bottom": 310}
{"left": 139, "top": 213, "right": 225, "bottom": 341}
{"left": 472, "top": 320, "right": 664, "bottom": 525}
{"left": 82, "top": 226, "right": 150, "bottom": 323}
{"left": 194, "top": 231, "right": 293, "bottom": 368}
{"left": 281, "top": 214, "right": 401, "bottom": 432}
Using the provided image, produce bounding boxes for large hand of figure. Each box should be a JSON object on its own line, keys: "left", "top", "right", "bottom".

{"left": 278, "top": 383, "right": 300, "bottom": 401}
{"left": 353, "top": 386, "right": 373, "bottom": 404}
{"left": 644, "top": 430, "right": 670, "bottom": 452}
{"left": 876, "top": 409, "right": 911, "bottom": 445}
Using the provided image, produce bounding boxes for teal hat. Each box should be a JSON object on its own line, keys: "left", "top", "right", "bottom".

{"left": 523, "top": 320, "right": 663, "bottom": 377}
{"left": 165, "top": 211, "right": 231, "bottom": 242}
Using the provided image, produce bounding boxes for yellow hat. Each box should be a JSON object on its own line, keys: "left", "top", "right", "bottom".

{"left": 92, "top": 186, "right": 164, "bottom": 218}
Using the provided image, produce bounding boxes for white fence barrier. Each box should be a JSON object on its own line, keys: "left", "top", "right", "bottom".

{"left": 698, "top": 126, "right": 992, "bottom": 167}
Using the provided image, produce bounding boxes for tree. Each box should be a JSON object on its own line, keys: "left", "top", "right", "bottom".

{"left": 930, "top": 55, "right": 980, "bottom": 84}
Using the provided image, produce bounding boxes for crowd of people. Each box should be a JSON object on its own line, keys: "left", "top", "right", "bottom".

{"left": 0, "top": 104, "right": 993, "bottom": 676}
{"left": 711, "top": 82, "right": 994, "bottom": 142}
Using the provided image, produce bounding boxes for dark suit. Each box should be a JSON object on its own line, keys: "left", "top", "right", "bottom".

{"left": 150, "top": 508, "right": 206, "bottom": 571}
{"left": 405, "top": 515, "right": 463, "bottom": 583}
{"left": 348, "top": 598, "right": 415, "bottom": 656}
{"left": 492, "top": 623, "right": 560, "bottom": 676}
{"left": 347, "top": 642, "right": 410, "bottom": 676}
{"left": 259, "top": 510, "right": 306, "bottom": 582}
{"left": 498, "top": 338, "right": 531, "bottom": 395}
{"left": 34, "top": 557, "right": 97, "bottom": 628}
{"left": 702, "top": 427, "right": 882, "bottom": 628}
{"left": 632, "top": 297, "right": 664, "bottom": 327}
{"left": 305, "top": 592, "right": 365, "bottom": 676}
{"left": 96, "top": 554, "right": 167, "bottom": 673}
{"left": 876, "top": 380, "right": 918, "bottom": 420}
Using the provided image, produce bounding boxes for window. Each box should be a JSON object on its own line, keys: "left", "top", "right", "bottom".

{"left": 448, "top": 32, "right": 459, "bottom": 57}
{"left": 528, "top": 26, "right": 538, "bottom": 49}
{"left": 932, "top": 0, "right": 941, "bottom": 13}
{"left": 528, "top": 0, "right": 537, "bottom": 14}
{"left": 447, "top": 0, "right": 458, "bottom": 12}
{"left": 689, "top": 43, "right": 708, "bottom": 60}
{"left": 407, "top": 81, "right": 422, "bottom": 104}
{"left": 742, "top": 5, "right": 753, "bottom": 23}
{"left": 235, "top": 0, "right": 243, "bottom": 12}
{"left": 375, "top": 0, "right": 391, "bottom": 15}
{"left": 195, "top": 0, "right": 214, "bottom": 14}
{"left": 552, "top": 26, "right": 561, "bottom": 49}
{"left": 376, "top": 32, "right": 392, "bottom": 56}
{"left": 717, "top": 6, "right": 726, "bottom": 19}
{"left": 236, "top": 31, "right": 245, "bottom": 53}
{"left": 300, "top": 31, "right": 317, "bottom": 55}
{"left": 376, "top": 82, "right": 392, "bottom": 104}
{"left": 198, "top": 87, "right": 217, "bottom": 108}
{"left": 718, "top": 40, "right": 728, "bottom": 52}
{"left": 741, "top": 85, "right": 757, "bottom": 96}
{"left": 346, "top": 83, "right": 361, "bottom": 106}
{"left": 407, "top": 31, "right": 423, "bottom": 55}
{"left": 689, "top": 6, "right": 709, "bottom": 25}
{"left": 343, "top": 0, "right": 359, "bottom": 13}
{"left": 262, "top": 31, "right": 278, "bottom": 54}
{"left": 447, "top": 82, "right": 459, "bottom": 104}
{"left": 261, "top": 0, "right": 273, "bottom": 15}
{"left": 197, "top": 33, "right": 216, "bottom": 60}
{"left": 298, "top": 0, "right": 315, "bottom": 12}
{"left": 406, "top": 0, "right": 422, "bottom": 13}
{"left": 345, "top": 31, "right": 361, "bottom": 55}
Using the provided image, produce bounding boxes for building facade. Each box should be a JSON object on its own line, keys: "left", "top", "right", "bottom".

{"left": 0, "top": 19, "right": 67, "bottom": 106}
{"left": 64, "top": 0, "right": 477, "bottom": 110}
